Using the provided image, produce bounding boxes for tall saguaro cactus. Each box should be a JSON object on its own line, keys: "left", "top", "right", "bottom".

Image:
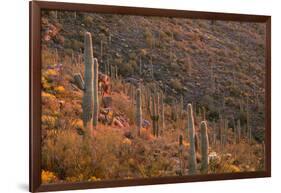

{"left": 93, "top": 58, "right": 99, "bottom": 127}
{"left": 136, "top": 88, "right": 142, "bottom": 136}
{"left": 152, "top": 92, "right": 160, "bottom": 137}
{"left": 200, "top": 121, "right": 209, "bottom": 174}
{"left": 237, "top": 119, "right": 241, "bottom": 143}
{"left": 187, "top": 104, "right": 197, "bottom": 175}
{"left": 149, "top": 88, "right": 160, "bottom": 137}
{"left": 82, "top": 32, "right": 94, "bottom": 132}
{"left": 179, "top": 134, "right": 184, "bottom": 175}
{"left": 160, "top": 92, "right": 165, "bottom": 132}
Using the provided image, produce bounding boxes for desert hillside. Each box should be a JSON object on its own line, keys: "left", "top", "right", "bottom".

{"left": 40, "top": 10, "right": 266, "bottom": 183}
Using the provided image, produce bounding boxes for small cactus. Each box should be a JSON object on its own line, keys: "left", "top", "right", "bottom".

{"left": 200, "top": 121, "right": 209, "bottom": 174}
{"left": 187, "top": 103, "right": 197, "bottom": 175}
{"left": 135, "top": 88, "right": 142, "bottom": 136}
{"left": 73, "top": 73, "right": 85, "bottom": 90}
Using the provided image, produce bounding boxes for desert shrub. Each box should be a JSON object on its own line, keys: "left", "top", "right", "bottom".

{"left": 54, "top": 86, "right": 65, "bottom": 94}
{"left": 170, "top": 79, "right": 182, "bottom": 91}
{"left": 91, "top": 127, "right": 133, "bottom": 179}
{"left": 71, "top": 39, "right": 83, "bottom": 51}
{"left": 112, "top": 93, "right": 135, "bottom": 124}
{"left": 129, "top": 52, "right": 137, "bottom": 60}
{"left": 144, "top": 28, "right": 153, "bottom": 48}
{"left": 54, "top": 35, "right": 65, "bottom": 45}
{"left": 41, "top": 170, "right": 58, "bottom": 184}
{"left": 83, "top": 15, "right": 94, "bottom": 27}
{"left": 159, "top": 30, "right": 170, "bottom": 42}
{"left": 139, "top": 48, "right": 148, "bottom": 56}
{"left": 118, "top": 60, "right": 136, "bottom": 76}
{"left": 229, "top": 85, "right": 241, "bottom": 98}
{"left": 48, "top": 11, "right": 58, "bottom": 19}
{"left": 42, "top": 50, "right": 56, "bottom": 66}
{"left": 42, "top": 130, "right": 94, "bottom": 181}
{"left": 42, "top": 115, "right": 57, "bottom": 129}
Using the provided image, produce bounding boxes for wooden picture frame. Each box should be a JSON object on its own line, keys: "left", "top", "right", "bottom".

{"left": 30, "top": 1, "right": 271, "bottom": 192}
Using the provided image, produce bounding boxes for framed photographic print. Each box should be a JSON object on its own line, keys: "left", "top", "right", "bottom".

{"left": 30, "top": 1, "right": 271, "bottom": 192}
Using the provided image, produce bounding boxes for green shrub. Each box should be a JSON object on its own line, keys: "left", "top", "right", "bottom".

{"left": 170, "top": 79, "right": 182, "bottom": 91}
{"left": 83, "top": 15, "right": 94, "bottom": 27}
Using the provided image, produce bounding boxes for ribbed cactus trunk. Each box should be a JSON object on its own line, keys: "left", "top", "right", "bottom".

{"left": 212, "top": 121, "right": 217, "bottom": 145}
{"left": 237, "top": 119, "right": 241, "bottom": 143}
{"left": 155, "top": 92, "right": 160, "bottom": 137}
{"left": 110, "top": 64, "right": 113, "bottom": 79}
{"left": 115, "top": 65, "right": 118, "bottom": 80}
{"left": 202, "top": 107, "right": 206, "bottom": 121}
{"left": 146, "top": 88, "right": 151, "bottom": 114}
{"left": 151, "top": 94, "right": 156, "bottom": 136}
{"left": 180, "top": 95, "right": 184, "bottom": 119}
{"left": 82, "top": 32, "right": 94, "bottom": 132}
{"left": 139, "top": 56, "right": 142, "bottom": 75}
{"left": 136, "top": 88, "right": 142, "bottom": 136}
{"left": 200, "top": 121, "right": 209, "bottom": 174}
{"left": 232, "top": 116, "right": 237, "bottom": 144}
{"left": 179, "top": 134, "right": 183, "bottom": 175}
{"left": 100, "top": 39, "right": 103, "bottom": 63}
{"left": 150, "top": 90, "right": 159, "bottom": 137}
{"left": 160, "top": 92, "right": 165, "bottom": 132}
{"left": 224, "top": 119, "right": 228, "bottom": 145}
{"left": 187, "top": 104, "right": 197, "bottom": 175}
{"left": 219, "top": 116, "right": 223, "bottom": 145}
{"left": 93, "top": 58, "right": 99, "bottom": 127}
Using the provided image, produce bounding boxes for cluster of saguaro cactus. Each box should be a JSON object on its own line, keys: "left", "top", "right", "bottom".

{"left": 185, "top": 103, "right": 210, "bottom": 175}
{"left": 135, "top": 88, "right": 142, "bottom": 136}
{"left": 73, "top": 32, "right": 99, "bottom": 132}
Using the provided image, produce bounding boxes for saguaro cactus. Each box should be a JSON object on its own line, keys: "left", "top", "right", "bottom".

{"left": 200, "top": 121, "right": 209, "bottom": 174}
{"left": 179, "top": 134, "right": 184, "bottom": 175}
{"left": 82, "top": 32, "right": 94, "bottom": 132}
{"left": 93, "top": 58, "right": 99, "bottom": 127}
{"left": 237, "top": 119, "right": 241, "bottom": 143}
{"left": 160, "top": 92, "right": 165, "bottom": 131}
{"left": 212, "top": 121, "right": 217, "bottom": 145}
{"left": 187, "top": 103, "right": 197, "bottom": 175}
{"left": 100, "top": 39, "right": 103, "bottom": 63}
{"left": 224, "top": 119, "right": 228, "bottom": 145}
{"left": 180, "top": 95, "right": 184, "bottom": 118}
{"left": 149, "top": 89, "right": 160, "bottom": 137}
{"left": 135, "top": 88, "right": 142, "bottom": 136}
{"left": 139, "top": 56, "right": 142, "bottom": 75}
